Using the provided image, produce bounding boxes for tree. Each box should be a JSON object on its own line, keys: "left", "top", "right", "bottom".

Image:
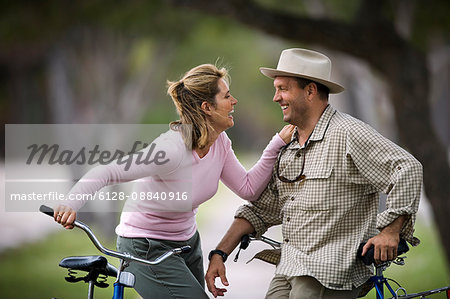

{"left": 166, "top": 0, "right": 450, "bottom": 266}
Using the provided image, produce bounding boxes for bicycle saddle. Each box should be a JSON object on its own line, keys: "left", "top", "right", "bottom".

{"left": 59, "top": 255, "right": 118, "bottom": 277}
{"left": 357, "top": 238, "right": 409, "bottom": 265}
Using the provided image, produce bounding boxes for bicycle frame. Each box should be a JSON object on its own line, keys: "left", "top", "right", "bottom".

{"left": 370, "top": 266, "right": 404, "bottom": 299}
{"left": 364, "top": 258, "right": 450, "bottom": 299}
{"left": 39, "top": 205, "right": 191, "bottom": 299}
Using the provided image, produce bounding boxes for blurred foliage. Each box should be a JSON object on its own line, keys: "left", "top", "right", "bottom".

{"left": 1, "top": 0, "right": 448, "bottom": 70}
{"left": 254, "top": 0, "right": 360, "bottom": 20}
{"left": 0, "top": 0, "right": 297, "bottom": 151}
{"left": 412, "top": 0, "right": 450, "bottom": 47}
{"left": 251, "top": 0, "right": 450, "bottom": 49}
{"left": 1, "top": 0, "right": 448, "bottom": 150}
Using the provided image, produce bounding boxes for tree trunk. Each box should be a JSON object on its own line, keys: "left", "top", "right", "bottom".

{"left": 385, "top": 48, "right": 450, "bottom": 265}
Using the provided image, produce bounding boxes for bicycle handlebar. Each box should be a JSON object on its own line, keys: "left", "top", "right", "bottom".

{"left": 249, "top": 235, "right": 281, "bottom": 249}
{"left": 241, "top": 233, "right": 410, "bottom": 267}
{"left": 238, "top": 234, "right": 281, "bottom": 252}
{"left": 39, "top": 205, "right": 191, "bottom": 266}
{"left": 357, "top": 238, "right": 409, "bottom": 265}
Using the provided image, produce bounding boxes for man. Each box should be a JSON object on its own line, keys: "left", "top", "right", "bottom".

{"left": 205, "top": 48, "right": 422, "bottom": 298}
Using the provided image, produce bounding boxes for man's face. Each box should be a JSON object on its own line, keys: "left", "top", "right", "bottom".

{"left": 272, "top": 76, "right": 307, "bottom": 125}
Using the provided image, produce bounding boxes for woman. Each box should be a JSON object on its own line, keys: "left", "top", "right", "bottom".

{"left": 54, "top": 64, "right": 294, "bottom": 298}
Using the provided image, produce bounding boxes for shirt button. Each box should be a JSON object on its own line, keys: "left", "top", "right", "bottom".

{"left": 286, "top": 217, "right": 291, "bottom": 222}
{"left": 397, "top": 166, "right": 402, "bottom": 170}
{"left": 284, "top": 238, "right": 289, "bottom": 243}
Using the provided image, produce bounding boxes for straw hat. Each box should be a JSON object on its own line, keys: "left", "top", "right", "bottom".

{"left": 260, "top": 48, "right": 344, "bottom": 94}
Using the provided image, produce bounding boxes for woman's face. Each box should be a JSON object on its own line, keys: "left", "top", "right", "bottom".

{"left": 209, "top": 78, "right": 238, "bottom": 132}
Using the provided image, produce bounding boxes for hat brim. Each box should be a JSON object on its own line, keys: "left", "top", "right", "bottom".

{"left": 260, "top": 67, "right": 344, "bottom": 94}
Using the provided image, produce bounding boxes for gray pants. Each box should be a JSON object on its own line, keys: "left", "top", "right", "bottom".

{"left": 117, "top": 231, "right": 209, "bottom": 299}
{"left": 266, "top": 275, "right": 362, "bottom": 299}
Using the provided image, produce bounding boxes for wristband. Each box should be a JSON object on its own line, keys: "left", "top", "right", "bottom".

{"left": 208, "top": 249, "right": 228, "bottom": 262}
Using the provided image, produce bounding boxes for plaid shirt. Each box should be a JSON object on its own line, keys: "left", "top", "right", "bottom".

{"left": 236, "top": 105, "right": 422, "bottom": 290}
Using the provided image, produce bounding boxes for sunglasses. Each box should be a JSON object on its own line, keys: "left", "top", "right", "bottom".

{"left": 275, "top": 139, "right": 306, "bottom": 183}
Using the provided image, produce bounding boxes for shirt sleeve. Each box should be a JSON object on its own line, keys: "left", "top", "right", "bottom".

{"left": 346, "top": 121, "right": 423, "bottom": 245}
{"left": 64, "top": 134, "right": 183, "bottom": 211}
{"left": 220, "top": 133, "right": 286, "bottom": 201}
{"left": 234, "top": 172, "right": 283, "bottom": 238}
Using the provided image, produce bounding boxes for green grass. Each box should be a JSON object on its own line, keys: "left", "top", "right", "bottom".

{"left": 0, "top": 227, "right": 141, "bottom": 299}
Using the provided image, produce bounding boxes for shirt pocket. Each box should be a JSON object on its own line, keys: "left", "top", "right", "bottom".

{"left": 297, "top": 166, "right": 333, "bottom": 211}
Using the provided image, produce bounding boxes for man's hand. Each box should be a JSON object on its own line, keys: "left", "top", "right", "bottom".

{"left": 205, "top": 255, "right": 229, "bottom": 297}
{"left": 362, "top": 215, "right": 406, "bottom": 264}
{"left": 205, "top": 218, "right": 255, "bottom": 297}
{"left": 361, "top": 230, "right": 400, "bottom": 264}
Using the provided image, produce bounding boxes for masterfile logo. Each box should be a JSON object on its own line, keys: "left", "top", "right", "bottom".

{"left": 25, "top": 141, "right": 170, "bottom": 171}
{"left": 5, "top": 124, "right": 193, "bottom": 212}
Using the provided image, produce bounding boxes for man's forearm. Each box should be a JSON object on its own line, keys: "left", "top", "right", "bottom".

{"left": 215, "top": 217, "right": 255, "bottom": 255}
{"left": 381, "top": 215, "right": 407, "bottom": 235}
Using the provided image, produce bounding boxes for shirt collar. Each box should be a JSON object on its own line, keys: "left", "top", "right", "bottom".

{"left": 289, "top": 104, "right": 336, "bottom": 149}
{"left": 309, "top": 104, "right": 336, "bottom": 142}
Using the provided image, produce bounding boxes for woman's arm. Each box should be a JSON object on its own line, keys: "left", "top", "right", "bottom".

{"left": 220, "top": 125, "right": 294, "bottom": 201}
{"left": 54, "top": 133, "right": 184, "bottom": 227}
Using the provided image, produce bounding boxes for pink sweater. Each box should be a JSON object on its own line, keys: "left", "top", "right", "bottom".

{"left": 66, "top": 129, "right": 285, "bottom": 241}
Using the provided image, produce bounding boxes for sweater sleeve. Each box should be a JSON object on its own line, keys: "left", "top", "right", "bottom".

{"left": 63, "top": 132, "right": 184, "bottom": 211}
{"left": 220, "top": 133, "right": 286, "bottom": 201}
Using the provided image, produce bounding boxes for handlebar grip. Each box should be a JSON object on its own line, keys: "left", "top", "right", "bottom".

{"left": 357, "top": 238, "right": 409, "bottom": 265}
{"left": 239, "top": 235, "right": 250, "bottom": 250}
{"left": 180, "top": 246, "right": 191, "bottom": 253}
{"left": 39, "top": 205, "right": 54, "bottom": 217}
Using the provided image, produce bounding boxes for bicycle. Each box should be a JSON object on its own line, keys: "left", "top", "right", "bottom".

{"left": 39, "top": 205, "right": 191, "bottom": 299}
{"left": 235, "top": 234, "right": 450, "bottom": 299}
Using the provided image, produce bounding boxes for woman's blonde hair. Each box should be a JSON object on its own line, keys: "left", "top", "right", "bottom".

{"left": 167, "top": 64, "right": 229, "bottom": 149}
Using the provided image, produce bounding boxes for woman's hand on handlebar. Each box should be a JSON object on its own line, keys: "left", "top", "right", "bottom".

{"left": 278, "top": 124, "right": 296, "bottom": 144}
{"left": 53, "top": 205, "right": 77, "bottom": 229}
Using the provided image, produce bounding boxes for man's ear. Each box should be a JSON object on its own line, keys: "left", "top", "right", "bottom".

{"left": 306, "top": 83, "right": 317, "bottom": 100}
{"left": 201, "top": 101, "right": 213, "bottom": 116}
